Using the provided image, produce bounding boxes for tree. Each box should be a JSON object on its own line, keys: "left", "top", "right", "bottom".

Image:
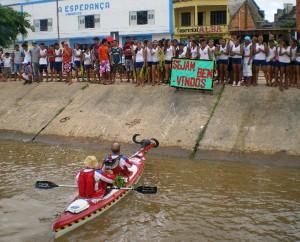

{"left": 0, "top": 4, "right": 33, "bottom": 47}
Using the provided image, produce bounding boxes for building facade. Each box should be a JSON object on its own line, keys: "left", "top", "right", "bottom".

{"left": 3, "top": 0, "right": 172, "bottom": 46}
{"left": 172, "top": 0, "right": 230, "bottom": 40}
{"left": 273, "top": 3, "right": 296, "bottom": 28}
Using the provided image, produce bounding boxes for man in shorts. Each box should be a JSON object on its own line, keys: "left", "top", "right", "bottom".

{"left": 47, "top": 44, "right": 55, "bottom": 81}
{"left": 20, "top": 60, "right": 32, "bottom": 85}
{"left": 12, "top": 44, "right": 23, "bottom": 81}
{"left": 30, "top": 40, "right": 40, "bottom": 82}
{"left": 110, "top": 40, "right": 123, "bottom": 83}
{"left": 98, "top": 39, "right": 111, "bottom": 85}
{"left": 54, "top": 43, "right": 62, "bottom": 82}
{"left": 38, "top": 43, "right": 48, "bottom": 82}
{"left": 123, "top": 36, "right": 133, "bottom": 82}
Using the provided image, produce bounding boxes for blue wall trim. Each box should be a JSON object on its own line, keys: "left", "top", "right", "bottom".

{"left": 169, "top": 0, "right": 173, "bottom": 35}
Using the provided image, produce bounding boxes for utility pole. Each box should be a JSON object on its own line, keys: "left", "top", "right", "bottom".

{"left": 56, "top": 0, "right": 60, "bottom": 43}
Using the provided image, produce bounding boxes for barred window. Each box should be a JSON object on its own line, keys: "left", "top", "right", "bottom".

{"left": 129, "top": 10, "right": 155, "bottom": 26}
{"left": 210, "top": 11, "right": 226, "bottom": 25}
{"left": 181, "top": 12, "right": 191, "bottom": 26}
{"left": 33, "top": 19, "right": 53, "bottom": 32}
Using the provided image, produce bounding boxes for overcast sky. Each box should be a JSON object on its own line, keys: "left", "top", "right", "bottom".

{"left": 255, "top": 0, "right": 296, "bottom": 22}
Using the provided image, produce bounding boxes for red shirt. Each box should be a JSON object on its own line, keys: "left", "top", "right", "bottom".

{"left": 62, "top": 47, "right": 72, "bottom": 63}
{"left": 48, "top": 49, "right": 55, "bottom": 62}
{"left": 123, "top": 42, "right": 132, "bottom": 59}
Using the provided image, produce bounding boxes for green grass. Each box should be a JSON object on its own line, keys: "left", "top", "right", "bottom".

{"left": 56, "top": 98, "right": 73, "bottom": 117}
{"left": 189, "top": 85, "right": 225, "bottom": 159}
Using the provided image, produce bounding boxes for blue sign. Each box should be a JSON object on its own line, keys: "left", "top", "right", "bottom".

{"left": 58, "top": 2, "right": 110, "bottom": 16}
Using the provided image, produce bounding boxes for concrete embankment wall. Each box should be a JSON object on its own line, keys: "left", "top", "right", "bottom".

{"left": 0, "top": 82, "right": 299, "bottom": 163}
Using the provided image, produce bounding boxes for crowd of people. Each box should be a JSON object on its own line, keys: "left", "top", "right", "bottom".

{"left": 0, "top": 34, "right": 299, "bottom": 91}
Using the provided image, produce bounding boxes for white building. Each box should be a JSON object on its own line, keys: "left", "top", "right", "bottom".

{"left": 2, "top": 0, "right": 173, "bottom": 47}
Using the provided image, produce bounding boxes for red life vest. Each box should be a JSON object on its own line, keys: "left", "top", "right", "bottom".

{"left": 78, "top": 170, "right": 95, "bottom": 198}
{"left": 104, "top": 155, "right": 129, "bottom": 176}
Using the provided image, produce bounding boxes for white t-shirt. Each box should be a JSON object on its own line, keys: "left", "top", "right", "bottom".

{"left": 199, "top": 46, "right": 209, "bottom": 60}
{"left": 219, "top": 45, "right": 229, "bottom": 60}
{"left": 254, "top": 43, "right": 266, "bottom": 60}
{"left": 151, "top": 47, "right": 159, "bottom": 62}
{"left": 266, "top": 46, "right": 276, "bottom": 62}
{"left": 23, "top": 49, "right": 31, "bottom": 63}
{"left": 190, "top": 46, "right": 198, "bottom": 59}
{"left": 55, "top": 49, "right": 62, "bottom": 62}
{"left": 39, "top": 49, "right": 47, "bottom": 65}
{"left": 164, "top": 46, "right": 174, "bottom": 61}
{"left": 74, "top": 49, "right": 82, "bottom": 61}
{"left": 146, "top": 47, "right": 152, "bottom": 62}
{"left": 278, "top": 47, "right": 291, "bottom": 63}
{"left": 232, "top": 45, "right": 242, "bottom": 59}
{"left": 83, "top": 52, "right": 91, "bottom": 65}
{"left": 3, "top": 57, "right": 12, "bottom": 67}
{"left": 135, "top": 49, "right": 144, "bottom": 62}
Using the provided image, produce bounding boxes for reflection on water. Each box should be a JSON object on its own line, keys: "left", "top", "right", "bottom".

{"left": 0, "top": 140, "right": 299, "bottom": 242}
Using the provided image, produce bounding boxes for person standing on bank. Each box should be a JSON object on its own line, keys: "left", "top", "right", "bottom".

{"left": 230, "top": 39, "right": 243, "bottom": 87}
{"left": 29, "top": 41, "right": 40, "bottom": 82}
{"left": 216, "top": 38, "right": 229, "bottom": 85}
{"left": 163, "top": 39, "right": 175, "bottom": 84}
{"left": 151, "top": 40, "right": 161, "bottom": 86}
{"left": 145, "top": 40, "right": 153, "bottom": 85}
{"left": 278, "top": 39, "right": 291, "bottom": 91}
{"left": 62, "top": 42, "right": 73, "bottom": 85}
{"left": 54, "top": 43, "right": 62, "bottom": 82}
{"left": 83, "top": 47, "right": 92, "bottom": 82}
{"left": 189, "top": 40, "right": 199, "bottom": 60}
{"left": 73, "top": 43, "right": 82, "bottom": 82}
{"left": 98, "top": 39, "right": 111, "bottom": 85}
{"left": 243, "top": 36, "right": 253, "bottom": 87}
{"left": 266, "top": 40, "right": 276, "bottom": 87}
{"left": 47, "top": 45, "right": 55, "bottom": 82}
{"left": 123, "top": 36, "right": 134, "bottom": 83}
{"left": 199, "top": 39, "right": 211, "bottom": 61}
{"left": 134, "top": 41, "right": 146, "bottom": 87}
{"left": 110, "top": 40, "right": 123, "bottom": 83}
{"left": 38, "top": 43, "right": 48, "bottom": 82}
{"left": 12, "top": 44, "right": 23, "bottom": 81}
{"left": 253, "top": 35, "right": 268, "bottom": 86}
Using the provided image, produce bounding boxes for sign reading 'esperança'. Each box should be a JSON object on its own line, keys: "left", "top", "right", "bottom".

{"left": 58, "top": 2, "right": 110, "bottom": 16}
{"left": 170, "top": 58, "right": 214, "bottom": 90}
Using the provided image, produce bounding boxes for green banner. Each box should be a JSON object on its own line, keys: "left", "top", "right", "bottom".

{"left": 170, "top": 58, "right": 214, "bottom": 90}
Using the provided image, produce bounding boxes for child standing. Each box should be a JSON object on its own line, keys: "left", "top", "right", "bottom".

{"left": 83, "top": 47, "right": 92, "bottom": 82}
{"left": 2, "top": 52, "right": 12, "bottom": 82}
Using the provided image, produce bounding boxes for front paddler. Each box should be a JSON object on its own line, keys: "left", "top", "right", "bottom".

{"left": 76, "top": 156, "right": 115, "bottom": 198}
{"left": 101, "top": 143, "right": 134, "bottom": 177}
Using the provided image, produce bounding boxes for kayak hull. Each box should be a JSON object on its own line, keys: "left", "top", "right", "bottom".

{"left": 52, "top": 150, "right": 147, "bottom": 239}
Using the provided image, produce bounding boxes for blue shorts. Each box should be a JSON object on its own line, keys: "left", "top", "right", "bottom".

{"left": 84, "top": 64, "right": 92, "bottom": 70}
{"left": 49, "top": 62, "right": 55, "bottom": 70}
{"left": 253, "top": 59, "right": 266, "bottom": 66}
{"left": 54, "top": 62, "right": 62, "bottom": 72}
{"left": 290, "top": 61, "right": 296, "bottom": 66}
{"left": 135, "top": 62, "right": 144, "bottom": 68}
{"left": 152, "top": 62, "right": 159, "bottom": 65}
{"left": 296, "top": 61, "right": 300, "bottom": 66}
{"left": 217, "top": 59, "right": 228, "bottom": 65}
{"left": 165, "top": 60, "right": 172, "bottom": 65}
{"left": 147, "top": 62, "right": 152, "bottom": 67}
{"left": 14, "top": 64, "right": 22, "bottom": 74}
{"left": 74, "top": 60, "right": 81, "bottom": 67}
{"left": 232, "top": 58, "right": 242, "bottom": 65}
{"left": 278, "top": 62, "right": 290, "bottom": 68}
{"left": 266, "top": 61, "right": 275, "bottom": 67}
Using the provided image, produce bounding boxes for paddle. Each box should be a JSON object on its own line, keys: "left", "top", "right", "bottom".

{"left": 35, "top": 181, "right": 157, "bottom": 194}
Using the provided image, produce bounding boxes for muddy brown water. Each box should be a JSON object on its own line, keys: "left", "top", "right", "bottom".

{"left": 0, "top": 140, "right": 299, "bottom": 242}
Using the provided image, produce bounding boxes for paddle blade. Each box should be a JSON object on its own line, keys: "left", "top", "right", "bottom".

{"left": 35, "top": 181, "right": 58, "bottom": 189}
{"left": 135, "top": 186, "right": 157, "bottom": 194}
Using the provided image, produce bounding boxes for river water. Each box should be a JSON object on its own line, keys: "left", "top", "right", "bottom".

{"left": 0, "top": 140, "right": 299, "bottom": 242}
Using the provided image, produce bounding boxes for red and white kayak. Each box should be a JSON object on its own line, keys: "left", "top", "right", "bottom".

{"left": 52, "top": 135, "right": 158, "bottom": 239}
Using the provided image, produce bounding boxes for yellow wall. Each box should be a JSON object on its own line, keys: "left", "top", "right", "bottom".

{"left": 173, "top": 0, "right": 230, "bottom": 38}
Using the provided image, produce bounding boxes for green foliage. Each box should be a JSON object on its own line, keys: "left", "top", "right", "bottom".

{"left": 281, "top": 21, "right": 296, "bottom": 28}
{"left": 0, "top": 5, "right": 33, "bottom": 47}
{"left": 113, "top": 175, "right": 127, "bottom": 188}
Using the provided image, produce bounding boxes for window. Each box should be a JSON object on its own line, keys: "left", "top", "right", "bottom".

{"left": 78, "top": 14, "right": 100, "bottom": 29}
{"left": 181, "top": 12, "right": 191, "bottom": 26}
{"left": 198, "top": 12, "right": 204, "bottom": 26}
{"left": 33, "top": 19, "right": 52, "bottom": 32}
{"left": 210, "top": 11, "right": 226, "bottom": 25}
{"left": 129, "top": 10, "right": 155, "bottom": 26}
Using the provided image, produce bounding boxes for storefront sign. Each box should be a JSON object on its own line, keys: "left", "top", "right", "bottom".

{"left": 58, "top": 2, "right": 110, "bottom": 16}
{"left": 170, "top": 58, "right": 214, "bottom": 90}
{"left": 176, "top": 25, "right": 225, "bottom": 34}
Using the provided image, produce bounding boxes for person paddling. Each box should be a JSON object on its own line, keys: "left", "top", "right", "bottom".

{"left": 101, "top": 143, "right": 134, "bottom": 177}
{"left": 76, "top": 156, "right": 115, "bottom": 198}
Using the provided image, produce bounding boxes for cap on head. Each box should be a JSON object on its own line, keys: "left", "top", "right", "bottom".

{"left": 83, "top": 156, "right": 99, "bottom": 169}
{"left": 32, "top": 40, "right": 37, "bottom": 44}
{"left": 244, "top": 36, "right": 251, "bottom": 41}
